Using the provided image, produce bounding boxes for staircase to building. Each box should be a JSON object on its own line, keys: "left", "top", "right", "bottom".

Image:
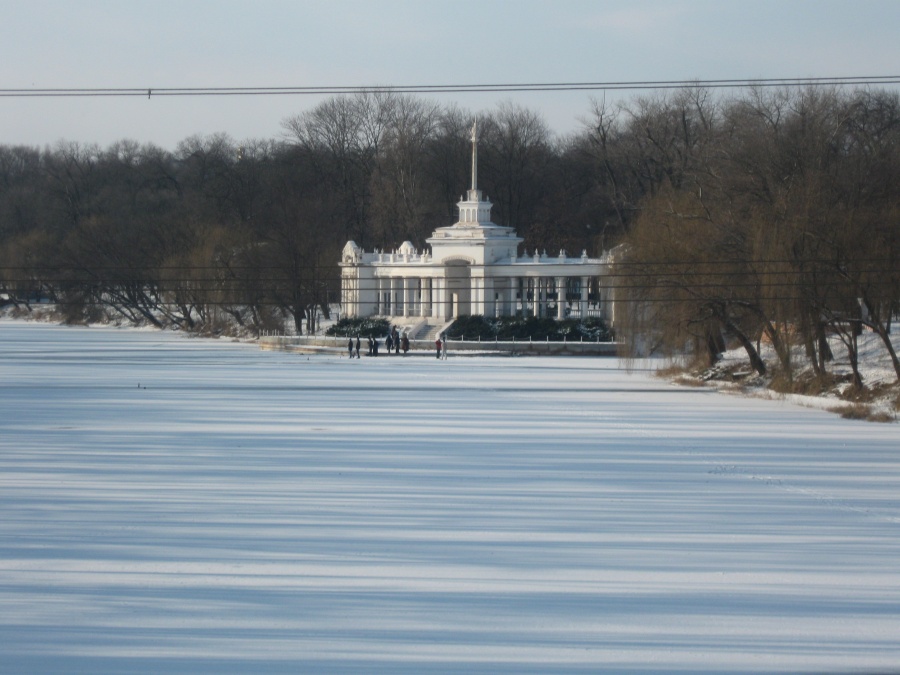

{"left": 409, "top": 320, "right": 454, "bottom": 341}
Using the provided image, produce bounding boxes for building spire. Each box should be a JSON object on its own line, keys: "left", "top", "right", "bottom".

{"left": 454, "top": 116, "right": 495, "bottom": 227}
{"left": 470, "top": 117, "right": 478, "bottom": 192}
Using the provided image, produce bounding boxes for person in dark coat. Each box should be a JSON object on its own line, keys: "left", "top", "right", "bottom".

{"left": 347, "top": 338, "right": 354, "bottom": 358}
{"left": 355, "top": 336, "right": 361, "bottom": 358}
{"left": 401, "top": 334, "right": 409, "bottom": 355}
{"left": 385, "top": 333, "right": 393, "bottom": 354}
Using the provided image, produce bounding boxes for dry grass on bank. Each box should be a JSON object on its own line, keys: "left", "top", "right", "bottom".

{"left": 657, "top": 334, "right": 899, "bottom": 424}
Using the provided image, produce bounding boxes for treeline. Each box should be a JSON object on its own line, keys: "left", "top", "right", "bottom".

{"left": 0, "top": 87, "right": 898, "bottom": 388}
{"left": 0, "top": 92, "right": 620, "bottom": 334}
{"left": 611, "top": 87, "right": 900, "bottom": 388}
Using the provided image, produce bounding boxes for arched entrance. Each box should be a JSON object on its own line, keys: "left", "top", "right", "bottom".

{"left": 444, "top": 259, "right": 471, "bottom": 318}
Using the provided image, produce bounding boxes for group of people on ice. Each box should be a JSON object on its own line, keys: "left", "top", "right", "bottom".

{"left": 346, "top": 329, "right": 447, "bottom": 359}
{"left": 347, "top": 327, "right": 415, "bottom": 358}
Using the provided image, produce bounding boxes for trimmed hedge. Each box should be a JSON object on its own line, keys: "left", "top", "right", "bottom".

{"left": 445, "top": 315, "right": 611, "bottom": 342}
{"left": 325, "top": 317, "right": 391, "bottom": 337}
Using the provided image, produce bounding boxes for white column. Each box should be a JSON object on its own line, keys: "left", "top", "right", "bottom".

{"left": 497, "top": 278, "right": 513, "bottom": 316}
{"left": 482, "top": 276, "right": 494, "bottom": 317}
{"left": 432, "top": 277, "right": 443, "bottom": 319}
{"left": 417, "top": 278, "right": 424, "bottom": 317}
{"left": 347, "top": 273, "right": 356, "bottom": 318}
{"left": 429, "top": 278, "right": 437, "bottom": 319}
{"left": 540, "top": 278, "right": 548, "bottom": 318}
{"left": 532, "top": 278, "right": 540, "bottom": 318}
{"left": 394, "top": 277, "right": 399, "bottom": 317}
{"left": 472, "top": 275, "right": 484, "bottom": 315}
{"left": 500, "top": 279, "right": 509, "bottom": 317}
{"left": 445, "top": 277, "right": 454, "bottom": 320}
{"left": 580, "top": 276, "right": 589, "bottom": 319}
{"left": 540, "top": 278, "right": 547, "bottom": 318}
{"left": 402, "top": 278, "right": 410, "bottom": 317}
{"left": 511, "top": 277, "right": 528, "bottom": 317}
{"left": 341, "top": 273, "right": 349, "bottom": 318}
{"left": 556, "top": 277, "right": 566, "bottom": 320}
{"left": 376, "top": 278, "right": 383, "bottom": 315}
{"left": 388, "top": 278, "right": 395, "bottom": 316}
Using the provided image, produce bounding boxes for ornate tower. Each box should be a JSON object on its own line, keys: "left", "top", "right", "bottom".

{"left": 455, "top": 118, "right": 496, "bottom": 228}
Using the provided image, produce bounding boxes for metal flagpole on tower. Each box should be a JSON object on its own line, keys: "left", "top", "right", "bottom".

{"left": 470, "top": 117, "right": 478, "bottom": 192}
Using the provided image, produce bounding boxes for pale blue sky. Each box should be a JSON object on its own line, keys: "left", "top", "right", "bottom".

{"left": 2, "top": 0, "right": 898, "bottom": 149}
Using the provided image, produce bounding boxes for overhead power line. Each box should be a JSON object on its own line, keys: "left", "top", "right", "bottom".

{"left": 1, "top": 76, "right": 899, "bottom": 98}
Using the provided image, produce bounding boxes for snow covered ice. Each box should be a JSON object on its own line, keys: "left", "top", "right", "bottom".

{"left": 1, "top": 322, "right": 899, "bottom": 674}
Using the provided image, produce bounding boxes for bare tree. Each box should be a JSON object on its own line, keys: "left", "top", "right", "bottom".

{"left": 478, "top": 101, "right": 553, "bottom": 244}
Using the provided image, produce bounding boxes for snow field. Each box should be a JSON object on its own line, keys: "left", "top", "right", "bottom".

{"left": 0, "top": 322, "right": 899, "bottom": 674}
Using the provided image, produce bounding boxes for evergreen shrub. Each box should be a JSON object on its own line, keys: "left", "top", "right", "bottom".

{"left": 445, "top": 315, "right": 611, "bottom": 341}
{"left": 326, "top": 317, "right": 391, "bottom": 337}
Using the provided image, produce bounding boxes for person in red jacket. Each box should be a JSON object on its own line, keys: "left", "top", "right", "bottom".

{"left": 435, "top": 337, "right": 442, "bottom": 359}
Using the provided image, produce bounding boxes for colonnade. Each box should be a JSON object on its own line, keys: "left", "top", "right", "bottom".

{"left": 366, "top": 274, "right": 602, "bottom": 321}
{"left": 374, "top": 276, "right": 444, "bottom": 319}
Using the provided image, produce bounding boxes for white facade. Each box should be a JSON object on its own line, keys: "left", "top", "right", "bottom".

{"left": 340, "top": 122, "right": 612, "bottom": 324}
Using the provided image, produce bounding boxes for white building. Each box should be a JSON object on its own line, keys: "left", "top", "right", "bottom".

{"left": 340, "top": 121, "right": 612, "bottom": 328}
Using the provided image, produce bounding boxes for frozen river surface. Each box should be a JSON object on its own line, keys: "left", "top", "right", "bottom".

{"left": 1, "top": 322, "right": 899, "bottom": 674}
